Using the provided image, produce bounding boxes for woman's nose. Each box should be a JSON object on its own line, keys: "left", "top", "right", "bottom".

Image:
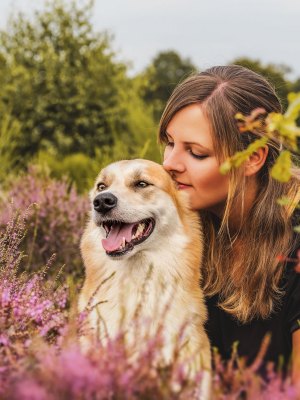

{"left": 163, "top": 148, "right": 185, "bottom": 173}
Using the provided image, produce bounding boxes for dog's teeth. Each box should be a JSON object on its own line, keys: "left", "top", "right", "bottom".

{"left": 121, "top": 236, "right": 126, "bottom": 249}
{"left": 137, "top": 223, "right": 144, "bottom": 235}
{"left": 132, "top": 222, "right": 146, "bottom": 241}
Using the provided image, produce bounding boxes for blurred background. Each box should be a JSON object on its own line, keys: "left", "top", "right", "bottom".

{"left": 0, "top": 0, "right": 299, "bottom": 191}
{"left": 0, "top": 0, "right": 299, "bottom": 278}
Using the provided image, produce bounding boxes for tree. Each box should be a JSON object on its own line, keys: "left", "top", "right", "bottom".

{"left": 138, "top": 50, "right": 197, "bottom": 121}
{"left": 291, "top": 78, "right": 300, "bottom": 93}
{"left": 0, "top": 0, "right": 158, "bottom": 164}
{"left": 0, "top": 110, "right": 21, "bottom": 186}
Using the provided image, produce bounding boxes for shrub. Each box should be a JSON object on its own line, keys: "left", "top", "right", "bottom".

{"left": 0, "top": 167, "right": 89, "bottom": 280}
{"left": 0, "top": 212, "right": 298, "bottom": 399}
{"left": 0, "top": 211, "right": 68, "bottom": 393}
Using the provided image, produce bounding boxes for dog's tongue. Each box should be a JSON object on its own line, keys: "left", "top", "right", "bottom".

{"left": 102, "top": 223, "right": 136, "bottom": 252}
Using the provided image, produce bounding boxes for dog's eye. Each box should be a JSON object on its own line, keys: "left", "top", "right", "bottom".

{"left": 135, "top": 181, "right": 149, "bottom": 188}
{"left": 97, "top": 183, "right": 106, "bottom": 191}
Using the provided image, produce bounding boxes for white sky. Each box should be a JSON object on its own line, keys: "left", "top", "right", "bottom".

{"left": 0, "top": 0, "right": 299, "bottom": 79}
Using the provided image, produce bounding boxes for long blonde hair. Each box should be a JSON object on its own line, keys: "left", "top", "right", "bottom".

{"left": 159, "top": 65, "right": 300, "bottom": 323}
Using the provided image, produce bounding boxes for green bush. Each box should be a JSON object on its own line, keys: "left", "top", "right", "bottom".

{"left": 0, "top": 0, "right": 159, "bottom": 167}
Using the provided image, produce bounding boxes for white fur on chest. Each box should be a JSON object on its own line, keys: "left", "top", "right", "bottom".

{"left": 81, "top": 227, "right": 197, "bottom": 339}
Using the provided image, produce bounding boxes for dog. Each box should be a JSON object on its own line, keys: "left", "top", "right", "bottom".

{"left": 78, "top": 159, "right": 211, "bottom": 396}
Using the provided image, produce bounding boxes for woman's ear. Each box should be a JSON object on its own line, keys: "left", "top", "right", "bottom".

{"left": 245, "top": 146, "right": 269, "bottom": 177}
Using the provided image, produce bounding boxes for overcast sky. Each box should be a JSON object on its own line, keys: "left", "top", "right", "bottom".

{"left": 0, "top": 0, "right": 299, "bottom": 79}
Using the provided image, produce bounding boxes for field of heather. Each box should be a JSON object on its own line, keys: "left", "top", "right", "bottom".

{"left": 0, "top": 170, "right": 298, "bottom": 400}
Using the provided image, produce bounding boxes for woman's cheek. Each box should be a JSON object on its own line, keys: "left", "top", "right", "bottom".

{"left": 163, "top": 146, "right": 171, "bottom": 161}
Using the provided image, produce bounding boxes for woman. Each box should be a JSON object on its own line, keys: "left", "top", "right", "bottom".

{"left": 159, "top": 65, "right": 300, "bottom": 384}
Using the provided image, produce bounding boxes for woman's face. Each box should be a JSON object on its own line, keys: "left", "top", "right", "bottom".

{"left": 163, "top": 104, "right": 230, "bottom": 214}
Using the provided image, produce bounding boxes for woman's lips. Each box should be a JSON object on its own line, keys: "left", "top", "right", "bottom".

{"left": 176, "top": 181, "right": 192, "bottom": 190}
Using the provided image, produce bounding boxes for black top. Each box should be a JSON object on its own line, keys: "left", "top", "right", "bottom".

{"left": 205, "top": 232, "right": 300, "bottom": 372}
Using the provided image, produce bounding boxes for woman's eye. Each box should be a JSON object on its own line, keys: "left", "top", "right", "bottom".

{"left": 164, "top": 139, "right": 174, "bottom": 147}
{"left": 188, "top": 150, "right": 208, "bottom": 160}
{"left": 97, "top": 183, "right": 106, "bottom": 191}
{"left": 166, "top": 141, "right": 174, "bottom": 146}
{"left": 136, "top": 181, "right": 149, "bottom": 188}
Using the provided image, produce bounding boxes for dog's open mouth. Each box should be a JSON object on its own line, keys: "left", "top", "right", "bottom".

{"left": 101, "top": 218, "right": 155, "bottom": 257}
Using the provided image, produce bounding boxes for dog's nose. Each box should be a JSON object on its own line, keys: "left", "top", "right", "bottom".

{"left": 93, "top": 193, "right": 118, "bottom": 214}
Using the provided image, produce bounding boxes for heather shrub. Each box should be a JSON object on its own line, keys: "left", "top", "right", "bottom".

{"left": 0, "top": 111, "right": 22, "bottom": 186}
{"left": 3, "top": 335, "right": 203, "bottom": 400}
{"left": 2, "top": 330, "right": 297, "bottom": 399}
{"left": 0, "top": 211, "right": 68, "bottom": 393}
{"left": 0, "top": 167, "right": 89, "bottom": 280}
{"left": 0, "top": 212, "right": 201, "bottom": 399}
{"left": 0, "top": 212, "right": 298, "bottom": 399}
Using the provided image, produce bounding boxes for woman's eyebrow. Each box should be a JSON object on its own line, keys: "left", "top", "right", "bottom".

{"left": 165, "top": 132, "right": 211, "bottom": 151}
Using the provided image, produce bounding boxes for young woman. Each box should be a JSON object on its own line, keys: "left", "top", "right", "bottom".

{"left": 159, "top": 65, "right": 300, "bottom": 384}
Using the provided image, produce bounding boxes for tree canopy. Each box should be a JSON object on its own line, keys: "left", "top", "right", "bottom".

{"left": 138, "top": 50, "right": 197, "bottom": 121}
{"left": 0, "top": 0, "right": 158, "bottom": 165}
{"left": 0, "top": 0, "right": 299, "bottom": 190}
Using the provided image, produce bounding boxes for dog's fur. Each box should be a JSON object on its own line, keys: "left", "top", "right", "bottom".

{"left": 78, "top": 159, "right": 211, "bottom": 391}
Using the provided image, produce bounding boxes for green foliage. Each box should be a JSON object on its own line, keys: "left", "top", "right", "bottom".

{"left": 277, "top": 196, "right": 300, "bottom": 209}
{"left": 34, "top": 151, "right": 101, "bottom": 191}
{"left": 0, "top": 111, "right": 21, "bottom": 184}
{"left": 220, "top": 137, "right": 268, "bottom": 175}
{"left": 292, "top": 78, "right": 300, "bottom": 93}
{"left": 270, "top": 150, "right": 292, "bottom": 182}
{"left": 0, "top": 0, "right": 157, "bottom": 167}
{"left": 220, "top": 92, "right": 300, "bottom": 233}
{"left": 267, "top": 92, "right": 300, "bottom": 151}
{"left": 220, "top": 93, "right": 300, "bottom": 179}
{"left": 35, "top": 135, "right": 160, "bottom": 193}
{"left": 137, "top": 50, "right": 197, "bottom": 122}
{"left": 116, "top": 77, "right": 161, "bottom": 162}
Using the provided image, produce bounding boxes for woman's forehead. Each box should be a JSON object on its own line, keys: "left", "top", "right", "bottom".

{"left": 166, "top": 104, "right": 214, "bottom": 149}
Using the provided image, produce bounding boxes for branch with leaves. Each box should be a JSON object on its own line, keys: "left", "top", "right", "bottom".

{"left": 220, "top": 92, "right": 300, "bottom": 181}
{"left": 220, "top": 92, "right": 300, "bottom": 236}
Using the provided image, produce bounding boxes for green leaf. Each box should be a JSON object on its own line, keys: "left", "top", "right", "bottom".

{"left": 267, "top": 93, "right": 300, "bottom": 151}
{"left": 270, "top": 150, "right": 291, "bottom": 182}
{"left": 219, "top": 137, "right": 268, "bottom": 175}
{"left": 219, "top": 160, "right": 232, "bottom": 175}
{"left": 277, "top": 196, "right": 300, "bottom": 208}
{"left": 286, "top": 92, "right": 300, "bottom": 121}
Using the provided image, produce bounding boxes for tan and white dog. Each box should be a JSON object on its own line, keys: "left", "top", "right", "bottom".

{"left": 78, "top": 159, "right": 211, "bottom": 396}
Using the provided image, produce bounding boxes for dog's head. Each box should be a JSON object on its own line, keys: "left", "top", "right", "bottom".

{"left": 89, "top": 159, "right": 189, "bottom": 259}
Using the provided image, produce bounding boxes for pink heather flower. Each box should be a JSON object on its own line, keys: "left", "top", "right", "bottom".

{"left": 13, "top": 380, "right": 51, "bottom": 400}
{"left": 0, "top": 334, "right": 9, "bottom": 346}
{"left": 1, "top": 186, "right": 299, "bottom": 399}
{"left": 0, "top": 167, "right": 89, "bottom": 277}
{"left": 0, "top": 213, "right": 68, "bottom": 371}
